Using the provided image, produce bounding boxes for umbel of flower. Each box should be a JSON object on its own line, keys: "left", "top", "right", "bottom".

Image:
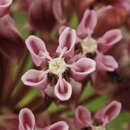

{"left": 61, "top": 8, "right": 122, "bottom": 72}
{"left": 19, "top": 108, "right": 69, "bottom": 130}
{"left": 79, "top": 9, "right": 122, "bottom": 72}
{"left": 74, "top": 101, "right": 121, "bottom": 130}
{"left": 22, "top": 27, "right": 96, "bottom": 101}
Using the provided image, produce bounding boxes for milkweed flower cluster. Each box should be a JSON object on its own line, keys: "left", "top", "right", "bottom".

{"left": 0, "top": 0, "right": 130, "bottom": 130}
{"left": 22, "top": 27, "right": 96, "bottom": 101}
{"left": 19, "top": 108, "right": 69, "bottom": 130}
{"left": 74, "top": 101, "right": 121, "bottom": 130}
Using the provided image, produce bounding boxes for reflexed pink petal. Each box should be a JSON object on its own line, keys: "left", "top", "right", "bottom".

{"left": 59, "top": 26, "right": 81, "bottom": 44}
{"left": 19, "top": 108, "right": 36, "bottom": 130}
{"left": 54, "top": 76, "right": 72, "bottom": 101}
{"left": 96, "top": 52, "right": 118, "bottom": 72}
{"left": 71, "top": 58, "right": 96, "bottom": 81}
{"left": 77, "top": 9, "right": 97, "bottom": 38}
{"left": 0, "top": 0, "right": 13, "bottom": 17}
{"left": 74, "top": 106, "right": 92, "bottom": 129}
{"left": 21, "top": 69, "right": 48, "bottom": 90}
{"left": 57, "top": 27, "right": 76, "bottom": 57}
{"left": 94, "top": 101, "right": 121, "bottom": 126}
{"left": 98, "top": 29, "right": 122, "bottom": 53}
{"left": 47, "top": 121, "right": 69, "bottom": 130}
{"left": 25, "top": 35, "right": 49, "bottom": 67}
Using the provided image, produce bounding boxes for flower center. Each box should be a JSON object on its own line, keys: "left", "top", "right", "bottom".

{"left": 94, "top": 126, "right": 106, "bottom": 130}
{"left": 81, "top": 37, "right": 97, "bottom": 53}
{"left": 49, "top": 58, "right": 66, "bottom": 75}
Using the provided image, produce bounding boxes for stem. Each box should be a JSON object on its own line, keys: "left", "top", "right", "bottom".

{"left": 50, "top": 107, "right": 69, "bottom": 119}
{"left": 8, "top": 85, "right": 31, "bottom": 107}
{"left": 79, "top": 77, "right": 91, "bottom": 98}
{"left": 33, "top": 96, "right": 53, "bottom": 113}
{"left": 14, "top": 96, "right": 52, "bottom": 113}
{"left": 5, "top": 54, "right": 29, "bottom": 103}
{"left": 77, "top": 93, "right": 99, "bottom": 105}
{"left": 1, "top": 60, "right": 12, "bottom": 104}
{"left": 14, "top": 96, "right": 43, "bottom": 113}
{"left": 50, "top": 94, "right": 99, "bottom": 118}
{"left": 0, "top": 55, "right": 6, "bottom": 105}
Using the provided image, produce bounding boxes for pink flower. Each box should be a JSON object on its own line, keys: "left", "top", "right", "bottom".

{"left": 22, "top": 27, "right": 96, "bottom": 101}
{"left": 74, "top": 101, "right": 121, "bottom": 129}
{"left": 91, "top": 39, "right": 130, "bottom": 96}
{"left": 78, "top": 9, "right": 122, "bottom": 72}
{"left": 61, "top": 8, "right": 122, "bottom": 72}
{"left": 19, "top": 108, "right": 69, "bottom": 130}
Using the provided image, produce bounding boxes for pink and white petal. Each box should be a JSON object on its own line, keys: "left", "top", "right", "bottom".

{"left": 70, "top": 58, "right": 96, "bottom": 81}
{"left": 98, "top": 29, "right": 122, "bottom": 53}
{"left": 56, "top": 27, "right": 76, "bottom": 57}
{"left": 77, "top": 9, "right": 97, "bottom": 38}
{"left": 46, "top": 121, "right": 69, "bottom": 130}
{"left": 59, "top": 26, "right": 81, "bottom": 45}
{"left": 95, "top": 52, "right": 118, "bottom": 72}
{"left": 74, "top": 106, "right": 93, "bottom": 129}
{"left": 0, "top": 0, "right": 13, "bottom": 17}
{"left": 54, "top": 76, "right": 72, "bottom": 101}
{"left": 19, "top": 108, "right": 36, "bottom": 130}
{"left": 26, "top": 35, "right": 50, "bottom": 67}
{"left": 59, "top": 26, "right": 81, "bottom": 44}
{"left": 21, "top": 69, "right": 48, "bottom": 90}
{"left": 94, "top": 101, "right": 121, "bottom": 126}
